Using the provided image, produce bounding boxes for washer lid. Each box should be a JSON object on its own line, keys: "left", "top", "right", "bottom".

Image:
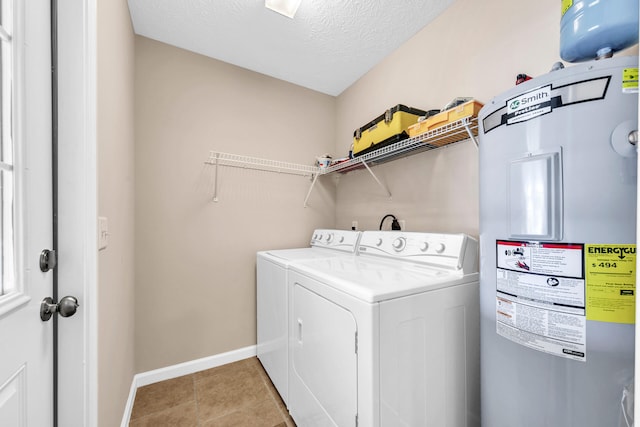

{"left": 258, "top": 247, "right": 356, "bottom": 266}
{"left": 290, "top": 255, "right": 478, "bottom": 303}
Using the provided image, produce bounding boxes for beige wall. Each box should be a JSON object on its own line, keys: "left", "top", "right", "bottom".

{"left": 97, "top": 1, "right": 136, "bottom": 426}
{"left": 134, "top": 36, "right": 336, "bottom": 372}
{"left": 334, "top": 0, "right": 561, "bottom": 235}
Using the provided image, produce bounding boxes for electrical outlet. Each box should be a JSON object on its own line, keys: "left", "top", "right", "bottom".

{"left": 351, "top": 220, "right": 358, "bottom": 231}
{"left": 399, "top": 220, "right": 406, "bottom": 230}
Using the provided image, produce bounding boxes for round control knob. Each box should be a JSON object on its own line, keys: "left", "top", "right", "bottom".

{"left": 420, "top": 242, "right": 429, "bottom": 252}
{"left": 392, "top": 237, "right": 406, "bottom": 251}
{"left": 435, "top": 243, "right": 446, "bottom": 253}
{"left": 326, "top": 233, "right": 333, "bottom": 243}
{"left": 317, "top": 234, "right": 323, "bottom": 241}
{"left": 339, "top": 236, "right": 345, "bottom": 243}
{"left": 376, "top": 238, "right": 383, "bottom": 246}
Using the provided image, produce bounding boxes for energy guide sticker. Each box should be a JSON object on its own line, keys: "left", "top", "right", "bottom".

{"left": 585, "top": 244, "right": 636, "bottom": 324}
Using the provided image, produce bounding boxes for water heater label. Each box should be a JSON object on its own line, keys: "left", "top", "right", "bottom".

{"left": 622, "top": 68, "right": 638, "bottom": 93}
{"left": 495, "top": 240, "right": 587, "bottom": 361}
{"left": 506, "top": 85, "right": 552, "bottom": 125}
{"left": 585, "top": 244, "right": 636, "bottom": 324}
{"left": 483, "top": 77, "right": 610, "bottom": 133}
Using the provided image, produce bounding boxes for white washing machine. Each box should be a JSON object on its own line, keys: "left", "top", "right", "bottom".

{"left": 287, "top": 231, "right": 480, "bottom": 427}
{"left": 256, "top": 229, "right": 361, "bottom": 407}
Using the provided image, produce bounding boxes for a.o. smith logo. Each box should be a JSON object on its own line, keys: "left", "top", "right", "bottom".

{"left": 506, "top": 85, "right": 552, "bottom": 123}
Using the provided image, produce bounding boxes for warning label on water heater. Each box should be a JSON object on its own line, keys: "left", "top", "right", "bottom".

{"left": 495, "top": 240, "right": 587, "bottom": 362}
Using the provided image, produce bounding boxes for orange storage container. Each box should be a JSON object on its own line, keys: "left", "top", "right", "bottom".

{"left": 408, "top": 100, "right": 483, "bottom": 137}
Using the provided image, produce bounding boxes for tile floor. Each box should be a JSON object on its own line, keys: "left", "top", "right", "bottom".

{"left": 129, "top": 357, "right": 296, "bottom": 427}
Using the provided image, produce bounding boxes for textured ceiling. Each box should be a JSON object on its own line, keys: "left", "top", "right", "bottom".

{"left": 128, "top": 0, "right": 454, "bottom": 96}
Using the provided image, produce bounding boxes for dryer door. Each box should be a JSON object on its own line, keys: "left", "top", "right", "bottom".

{"left": 290, "top": 281, "right": 357, "bottom": 427}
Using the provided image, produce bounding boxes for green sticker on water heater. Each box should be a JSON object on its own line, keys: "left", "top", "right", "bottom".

{"left": 586, "top": 244, "right": 636, "bottom": 324}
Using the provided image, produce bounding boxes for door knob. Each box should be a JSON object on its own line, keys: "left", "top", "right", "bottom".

{"left": 40, "top": 296, "right": 79, "bottom": 321}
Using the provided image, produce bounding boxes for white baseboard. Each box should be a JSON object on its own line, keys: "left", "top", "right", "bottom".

{"left": 120, "top": 345, "right": 257, "bottom": 427}
{"left": 120, "top": 378, "right": 138, "bottom": 427}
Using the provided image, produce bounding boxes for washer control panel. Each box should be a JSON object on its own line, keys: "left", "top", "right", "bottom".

{"left": 310, "top": 229, "right": 361, "bottom": 253}
{"left": 357, "top": 231, "right": 478, "bottom": 272}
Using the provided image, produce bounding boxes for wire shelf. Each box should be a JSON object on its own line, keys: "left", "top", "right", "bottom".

{"left": 206, "top": 151, "right": 318, "bottom": 177}
{"left": 323, "top": 116, "right": 478, "bottom": 174}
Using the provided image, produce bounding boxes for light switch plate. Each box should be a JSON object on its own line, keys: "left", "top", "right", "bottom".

{"left": 98, "top": 216, "right": 108, "bottom": 250}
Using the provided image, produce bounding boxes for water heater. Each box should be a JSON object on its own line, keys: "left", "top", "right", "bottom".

{"left": 479, "top": 55, "right": 638, "bottom": 426}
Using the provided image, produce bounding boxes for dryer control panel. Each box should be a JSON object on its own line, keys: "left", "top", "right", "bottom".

{"left": 357, "top": 231, "right": 478, "bottom": 273}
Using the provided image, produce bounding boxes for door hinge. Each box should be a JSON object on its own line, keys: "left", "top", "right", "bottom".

{"left": 355, "top": 331, "right": 358, "bottom": 354}
{"left": 39, "top": 249, "right": 57, "bottom": 272}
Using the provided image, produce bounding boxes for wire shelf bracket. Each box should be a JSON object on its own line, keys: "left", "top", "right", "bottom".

{"left": 303, "top": 173, "right": 320, "bottom": 208}
{"left": 360, "top": 158, "right": 392, "bottom": 199}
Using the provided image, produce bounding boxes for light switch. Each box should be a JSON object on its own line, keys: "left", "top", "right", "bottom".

{"left": 98, "top": 216, "right": 109, "bottom": 250}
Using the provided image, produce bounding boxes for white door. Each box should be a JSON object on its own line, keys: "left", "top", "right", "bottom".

{"left": 55, "top": 0, "right": 97, "bottom": 425}
{"left": 0, "top": 0, "right": 54, "bottom": 426}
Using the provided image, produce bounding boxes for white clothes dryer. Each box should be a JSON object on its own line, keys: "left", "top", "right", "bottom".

{"left": 287, "top": 231, "right": 480, "bottom": 427}
{"left": 256, "top": 229, "right": 361, "bottom": 407}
